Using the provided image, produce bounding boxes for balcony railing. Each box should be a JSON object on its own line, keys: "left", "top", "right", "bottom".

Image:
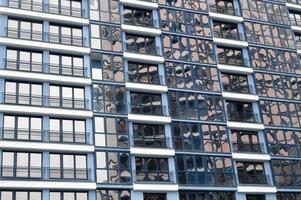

{"left": 133, "top": 170, "right": 176, "bottom": 183}
{"left": 179, "top": 172, "right": 236, "bottom": 186}
{"left": 223, "top": 84, "right": 255, "bottom": 95}
{"left": 129, "top": 103, "right": 168, "bottom": 116}
{"left": 218, "top": 56, "right": 249, "bottom": 67}
{"left": 4, "top": 59, "right": 88, "bottom": 77}
{"left": 126, "top": 45, "right": 160, "bottom": 56}
{"left": 232, "top": 142, "right": 266, "bottom": 153}
{"left": 131, "top": 135, "right": 171, "bottom": 148}
{"left": 209, "top": 4, "right": 240, "bottom": 16}
{"left": 7, "top": 0, "right": 86, "bottom": 18}
{"left": 6, "top": 27, "right": 87, "bottom": 47}
{"left": 227, "top": 111, "right": 260, "bottom": 123}
{"left": 238, "top": 173, "right": 270, "bottom": 185}
{"left": 127, "top": 72, "right": 163, "bottom": 85}
{"left": 1, "top": 166, "right": 92, "bottom": 181}
{"left": 214, "top": 31, "right": 244, "bottom": 41}
{"left": 124, "top": 18, "right": 157, "bottom": 28}
{"left": 1, "top": 128, "right": 90, "bottom": 144}
{"left": 48, "top": 32, "right": 86, "bottom": 47}
{"left": 3, "top": 93, "right": 90, "bottom": 110}
{"left": 7, "top": 27, "right": 44, "bottom": 41}
{"left": 290, "top": 18, "right": 301, "bottom": 27}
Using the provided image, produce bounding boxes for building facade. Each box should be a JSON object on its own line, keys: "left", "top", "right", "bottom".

{"left": 0, "top": 0, "right": 300, "bottom": 200}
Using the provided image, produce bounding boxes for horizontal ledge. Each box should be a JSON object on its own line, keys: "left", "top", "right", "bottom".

{"left": 297, "top": 49, "right": 301, "bottom": 55}
{"left": 130, "top": 147, "right": 175, "bottom": 156}
{"left": 209, "top": 12, "right": 243, "bottom": 23}
{"left": 119, "top": 0, "right": 158, "bottom": 9}
{"left": 286, "top": 2, "right": 301, "bottom": 12}
{"left": 0, "top": 70, "right": 91, "bottom": 86}
{"left": 232, "top": 153, "right": 271, "bottom": 161}
{"left": 291, "top": 25, "right": 301, "bottom": 33}
{"left": 237, "top": 186, "right": 277, "bottom": 194}
{"left": 213, "top": 37, "right": 248, "bottom": 48}
{"left": 0, "top": 141, "right": 94, "bottom": 153}
{"left": 0, "top": 180, "right": 96, "bottom": 190}
{"left": 128, "top": 114, "right": 171, "bottom": 124}
{"left": 0, "top": 37, "right": 90, "bottom": 55}
{"left": 133, "top": 183, "right": 178, "bottom": 191}
{"left": 0, "top": 6, "right": 89, "bottom": 26}
{"left": 123, "top": 52, "right": 164, "bottom": 64}
{"left": 227, "top": 121, "right": 265, "bottom": 131}
{"left": 217, "top": 64, "right": 253, "bottom": 74}
{"left": 0, "top": 104, "right": 93, "bottom": 118}
{"left": 222, "top": 92, "right": 259, "bottom": 102}
{"left": 121, "top": 24, "right": 161, "bottom": 36}
{"left": 126, "top": 82, "right": 167, "bottom": 93}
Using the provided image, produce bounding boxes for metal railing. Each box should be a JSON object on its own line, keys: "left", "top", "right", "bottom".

{"left": 7, "top": 27, "right": 44, "bottom": 41}
{"left": 218, "top": 57, "right": 245, "bottom": 67}
{"left": 227, "top": 111, "right": 261, "bottom": 123}
{"left": 131, "top": 135, "right": 172, "bottom": 148}
{"left": 1, "top": 128, "right": 90, "bottom": 144}
{"left": 2, "top": 93, "right": 90, "bottom": 110}
{"left": 6, "top": 27, "right": 87, "bottom": 47}
{"left": 179, "top": 172, "right": 236, "bottom": 186}
{"left": 1, "top": 166, "right": 92, "bottom": 181}
{"left": 4, "top": 59, "right": 88, "bottom": 77}
{"left": 214, "top": 31, "right": 244, "bottom": 41}
{"left": 48, "top": 96, "right": 89, "bottom": 110}
{"left": 133, "top": 170, "right": 176, "bottom": 183}
{"left": 209, "top": 5, "right": 240, "bottom": 16}
{"left": 127, "top": 72, "right": 163, "bottom": 85}
{"left": 7, "top": 0, "right": 86, "bottom": 18}
{"left": 126, "top": 45, "right": 160, "bottom": 56}
{"left": 48, "top": 32, "right": 86, "bottom": 47}
{"left": 232, "top": 142, "right": 266, "bottom": 153}
{"left": 124, "top": 18, "right": 157, "bottom": 28}
{"left": 129, "top": 103, "right": 168, "bottom": 116}
{"left": 238, "top": 173, "right": 271, "bottom": 185}
{"left": 223, "top": 84, "right": 256, "bottom": 95}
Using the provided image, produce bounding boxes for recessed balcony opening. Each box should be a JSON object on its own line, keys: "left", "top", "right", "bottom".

{"left": 128, "top": 62, "right": 161, "bottom": 85}
{"left": 125, "top": 34, "right": 158, "bottom": 55}
{"left": 295, "top": 33, "right": 301, "bottom": 49}
{"left": 246, "top": 195, "right": 266, "bottom": 200}
{"left": 132, "top": 123, "right": 168, "bottom": 148}
{"left": 130, "top": 92, "right": 167, "bottom": 116}
{"left": 135, "top": 157, "right": 173, "bottom": 183}
{"left": 226, "top": 101, "right": 258, "bottom": 123}
{"left": 231, "top": 130, "right": 264, "bottom": 153}
{"left": 221, "top": 73, "right": 252, "bottom": 94}
{"left": 208, "top": 0, "right": 238, "bottom": 16}
{"left": 124, "top": 7, "right": 154, "bottom": 28}
{"left": 237, "top": 161, "right": 269, "bottom": 185}
{"left": 143, "top": 193, "right": 166, "bottom": 200}
{"left": 213, "top": 21, "right": 242, "bottom": 40}
{"left": 289, "top": 11, "right": 301, "bottom": 27}
{"left": 217, "top": 46, "right": 247, "bottom": 66}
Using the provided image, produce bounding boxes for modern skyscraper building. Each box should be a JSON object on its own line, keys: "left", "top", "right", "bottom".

{"left": 0, "top": 0, "right": 301, "bottom": 199}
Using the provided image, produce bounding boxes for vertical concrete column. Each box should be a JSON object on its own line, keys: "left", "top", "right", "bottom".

{"left": 0, "top": 15, "right": 8, "bottom": 37}
{"left": 43, "top": 190, "right": 50, "bottom": 200}
{"left": 43, "top": 51, "right": 50, "bottom": 73}
{"left": 0, "top": 45, "right": 6, "bottom": 69}
{"left": 43, "top": 116, "right": 50, "bottom": 142}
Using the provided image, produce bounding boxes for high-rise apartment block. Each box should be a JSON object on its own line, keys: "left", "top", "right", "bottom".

{"left": 0, "top": 0, "right": 300, "bottom": 200}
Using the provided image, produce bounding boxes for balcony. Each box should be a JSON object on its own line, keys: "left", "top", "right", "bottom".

{"left": 2, "top": 93, "right": 90, "bottom": 110}
{"left": 209, "top": 4, "right": 239, "bottom": 16}
{"left": 232, "top": 142, "right": 265, "bottom": 153}
{"left": 238, "top": 173, "right": 270, "bottom": 185}
{"left": 214, "top": 32, "right": 244, "bottom": 41}
{"left": 218, "top": 56, "right": 248, "bottom": 67}
{"left": 1, "top": 166, "right": 92, "bottom": 181}
{"left": 286, "top": 0, "right": 301, "bottom": 12}
{"left": 4, "top": 59, "right": 88, "bottom": 78}
{"left": 132, "top": 135, "right": 171, "bottom": 149}
{"left": 129, "top": 103, "right": 168, "bottom": 116}
{"left": 1, "top": 128, "right": 90, "bottom": 145}
{"left": 48, "top": 32, "right": 86, "bottom": 47}
{"left": 6, "top": 0, "right": 86, "bottom": 18}
{"left": 134, "top": 170, "right": 176, "bottom": 184}
{"left": 120, "top": 0, "right": 158, "bottom": 10}
{"left": 213, "top": 32, "right": 248, "bottom": 48}
{"left": 228, "top": 111, "right": 260, "bottom": 123}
